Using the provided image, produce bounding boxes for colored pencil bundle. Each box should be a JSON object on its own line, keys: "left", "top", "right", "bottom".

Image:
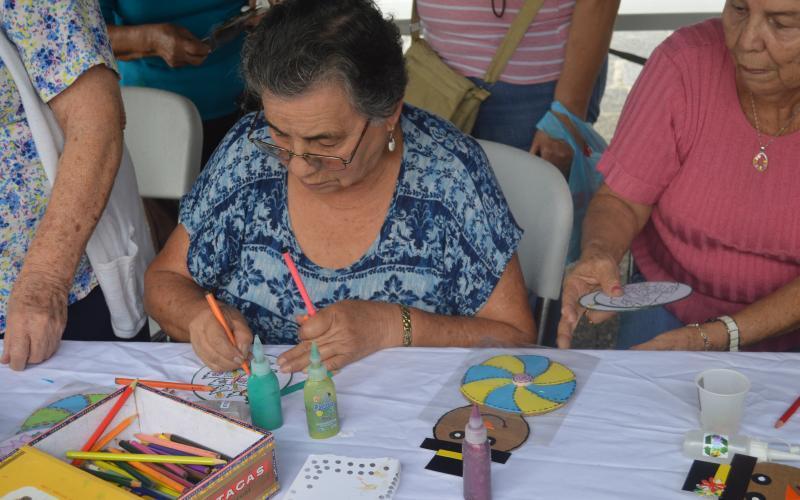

{"left": 67, "top": 430, "right": 232, "bottom": 499}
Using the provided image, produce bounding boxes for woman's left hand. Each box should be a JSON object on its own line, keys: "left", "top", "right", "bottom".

{"left": 1, "top": 270, "right": 69, "bottom": 370}
{"left": 530, "top": 129, "right": 573, "bottom": 176}
{"left": 277, "top": 300, "right": 399, "bottom": 373}
{"left": 630, "top": 326, "right": 701, "bottom": 350}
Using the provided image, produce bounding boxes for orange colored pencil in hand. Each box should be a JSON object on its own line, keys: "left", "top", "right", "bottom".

{"left": 204, "top": 292, "right": 250, "bottom": 376}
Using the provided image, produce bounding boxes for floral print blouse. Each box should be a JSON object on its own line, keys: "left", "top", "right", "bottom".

{"left": 0, "top": 1, "right": 116, "bottom": 334}
{"left": 180, "top": 105, "right": 523, "bottom": 344}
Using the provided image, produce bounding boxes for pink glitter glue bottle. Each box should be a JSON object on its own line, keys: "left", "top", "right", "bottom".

{"left": 463, "top": 404, "right": 491, "bottom": 500}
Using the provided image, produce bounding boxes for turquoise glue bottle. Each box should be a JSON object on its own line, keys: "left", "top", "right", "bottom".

{"left": 304, "top": 342, "right": 340, "bottom": 439}
{"left": 247, "top": 336, "right": 283, "bottom": 430}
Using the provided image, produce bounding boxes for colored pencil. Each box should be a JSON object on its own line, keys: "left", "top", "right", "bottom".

{"left": 120, "top": 441, "right": 187, "bottom": 478}
{"left": 106, "top": 448, "right": 187, "bottom": 493}
{"left": 204, "top": 292, "right": 251, "bottom": 375}
{"left": 146, "top": 443, "right": 210, "bottom": 475}
{"left": 775, "top": 395, "right": 800, "bottom": 428}
{"left": 131, "top": 487, "right": 178, "bottom": 500}
{"left": 160, "top": 433, "right": 233, "bottom": 461}
{"left": 66, "top": 450, "right": 225, "bottom": 466}
{"left": 91, "top": 414, "right": 138, "bottom": 452}
{"left": 282, "top": 250, "right": 317, "bottom": 315}
{"left": 131, "top": 486, "right": 177, "bottom": 500}
{"left": 153, "top": 484, "right": 182, "bottom": 498}
{"left": 103, "top": 460, "right": 156, "bottom": 488}
{"left": 71, "top": 380, "right": 138, "bottom": 466}
{"left": 150, "top": 463, "right": 195, "bottom": 489}
{"left": 92, "top": 460, "right": 134, "bottom": 479}
{"left": 136, "top": 433, "right": 220, "bottom": 458}
{"left": 178, "top": 465, "right": 206, "bottom": 484}
{"left": 125, "top": 456, "right": 195, "bottom": 490}
{"left": 83, "top": 464, "right": 142, "bottom": 488}
{"left": 115, "top": 378, "right": 214, "bottom": 392}
{"left": 92, "top": 460, "right": 138, "bottom": 481}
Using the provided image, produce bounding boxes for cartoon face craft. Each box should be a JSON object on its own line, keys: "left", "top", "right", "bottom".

{"left": 433, "top": 405, "right": 530, "bottom": 452}
{"left": 420, "top": 405, "right": 530, "bottom": 476}
{"left": 683, "top": 454, "right": 800, "bottom": 499}
{"left": 746, "top": 462, "right": 800, "bottom": 500}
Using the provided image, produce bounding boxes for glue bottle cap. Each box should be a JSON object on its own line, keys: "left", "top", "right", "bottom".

{"left": 308, "top": 341, "right": 328, "bottom": 381}
{"left": 464, "top": 404, "right": 487, "bottom": 445}
{"left": 250, "top": 336, "right": 270, "bottom": 376}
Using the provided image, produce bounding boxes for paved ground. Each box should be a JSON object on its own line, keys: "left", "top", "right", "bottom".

{"left": 568, "top": 30, "right": 670, "bottom": 349}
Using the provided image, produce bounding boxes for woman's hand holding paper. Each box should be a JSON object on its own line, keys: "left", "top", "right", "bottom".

{"left": 557, "top": 250, "right": 622, "bottom": 349}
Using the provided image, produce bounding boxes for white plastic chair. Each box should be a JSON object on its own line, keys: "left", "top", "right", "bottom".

{"left": 477, "top": 139, "right": 573, "bottom": 345}
{"left": 121, "top": 86, "right": 203, "bottom": 199}
{"left": 121, "top": 87, "right": 203, "bottom": 339}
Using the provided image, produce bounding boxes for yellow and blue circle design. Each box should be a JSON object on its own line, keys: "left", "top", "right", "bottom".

{"left": 460, "top": 355, "right": 576, "bottom": 415}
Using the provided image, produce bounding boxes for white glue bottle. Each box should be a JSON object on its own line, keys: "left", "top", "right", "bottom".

{"left": 683, "top": 430, "right": 800, "bottom": 464}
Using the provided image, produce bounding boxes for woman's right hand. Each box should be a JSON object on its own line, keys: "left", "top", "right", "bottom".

{"left": 557, "top": 250, "right": 623, "bottom": 349}
{"left": 150, "top": 24, "right": 210, "bottom": 68}
{"left": 188, "top": 305, "right": 253, "bottom": 372}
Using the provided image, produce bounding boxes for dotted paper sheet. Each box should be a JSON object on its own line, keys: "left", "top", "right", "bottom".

{"left": 284, "top": 454, "right": 401, "bottom": 500}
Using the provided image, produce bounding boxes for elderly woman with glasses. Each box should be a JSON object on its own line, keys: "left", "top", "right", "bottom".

{"left": 144, "top": 0, "right": 536, "bottom": 372}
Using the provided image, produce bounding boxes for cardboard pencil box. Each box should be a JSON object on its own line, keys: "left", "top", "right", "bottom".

{"left": 0, "top": 384, "right": 279, "bottom": 499}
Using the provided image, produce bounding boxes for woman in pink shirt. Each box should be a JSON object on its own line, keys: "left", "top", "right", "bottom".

{"left": 558, "top": 0, "right": 800, "bottom": 352}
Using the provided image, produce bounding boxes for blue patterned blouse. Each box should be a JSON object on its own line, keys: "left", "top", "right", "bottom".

{"left": 0, "top": 1, "right": 116, "bottom": 335}
{"left": 180, "top": 105, "right": 523, "bottom": 344}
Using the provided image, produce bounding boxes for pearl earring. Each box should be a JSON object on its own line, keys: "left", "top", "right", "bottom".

{"left": 387, "top": 130, "right": 396, "bottom": 152}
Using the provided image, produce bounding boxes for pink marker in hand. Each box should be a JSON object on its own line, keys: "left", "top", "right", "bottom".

{"left": 281, "top": 249, "right": 317, "bottom": 316}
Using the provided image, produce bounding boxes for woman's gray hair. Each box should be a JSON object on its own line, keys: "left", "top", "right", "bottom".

{"left": 242, "top": 0, "right": 407, "bottom": 120}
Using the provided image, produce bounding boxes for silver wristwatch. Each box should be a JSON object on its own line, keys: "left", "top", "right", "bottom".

{"left": 716, "top": 315, "right": 740, "bottom": 352}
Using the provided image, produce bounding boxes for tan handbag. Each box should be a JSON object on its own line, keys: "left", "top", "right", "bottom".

{"left": 404, "top": 0, "right": 544, "bottom": 133}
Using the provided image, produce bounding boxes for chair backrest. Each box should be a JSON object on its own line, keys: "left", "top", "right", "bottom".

{"left": 477, "top": 139, "right": 572, "bottom": 341}
{"left": 121, "top": 86, "right": 203, "bottom": 199}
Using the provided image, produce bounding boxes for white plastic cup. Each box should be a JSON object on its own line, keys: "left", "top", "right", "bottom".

{"left": 695, "top": 368, "right": 750, "bottom": 435}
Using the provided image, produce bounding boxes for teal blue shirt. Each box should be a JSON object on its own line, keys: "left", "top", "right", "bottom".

{"left": 100, "top": 0, "right": 246, "bottom": 120}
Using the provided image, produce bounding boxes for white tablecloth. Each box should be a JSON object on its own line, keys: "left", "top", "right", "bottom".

{"left": 0, "top": 340, "right": 798, "bottom": 499}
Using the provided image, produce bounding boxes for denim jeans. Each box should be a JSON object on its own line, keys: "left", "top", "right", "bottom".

{"left": 468, "top": 58, "right": 608, "bottom": 151}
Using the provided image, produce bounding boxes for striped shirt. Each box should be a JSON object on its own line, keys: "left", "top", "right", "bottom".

{"left": 418, "top": 0, "right": 575, "bottom": 85}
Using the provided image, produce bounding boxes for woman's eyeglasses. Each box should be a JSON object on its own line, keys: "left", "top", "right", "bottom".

{"left": 247, "top": 111, "right": 370, "bottom": 171}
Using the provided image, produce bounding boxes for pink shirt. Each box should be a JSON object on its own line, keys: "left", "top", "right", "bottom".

{"left": 418, "top": 0, "right": 575, "bottom": 85}
{"left": 598, "top": 19, "right": 800, "bottom": 352}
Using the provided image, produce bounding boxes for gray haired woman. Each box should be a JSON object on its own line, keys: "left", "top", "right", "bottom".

{"left": 145, "top": 0, "right": 535, "bottom": 372}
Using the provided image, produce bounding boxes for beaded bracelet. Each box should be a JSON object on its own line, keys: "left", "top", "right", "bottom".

{"left": 688, "top": 323, "right": 712, "bottom": 351}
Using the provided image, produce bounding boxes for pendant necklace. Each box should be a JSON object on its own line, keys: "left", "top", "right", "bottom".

{"left": 749, "top": 92, "right": 800, "bottom": 172}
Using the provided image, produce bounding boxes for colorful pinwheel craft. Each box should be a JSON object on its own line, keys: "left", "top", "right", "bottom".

{"left": 460, "top": 355, "right": 576, "bottom": 415}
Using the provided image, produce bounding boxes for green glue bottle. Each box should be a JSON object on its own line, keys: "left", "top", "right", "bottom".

{"left": 304, "top": 341, "right": 340, "bottom": 439}
{"left": 247, "top": 336, "right": 283, "bottom": 430}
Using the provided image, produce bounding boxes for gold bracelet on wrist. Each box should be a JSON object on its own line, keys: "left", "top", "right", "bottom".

{"left": 399, "top": 304, "right": 412, "bottom": 347}
{"left": 688, "top": 323, "right": 712, "bottom": 351}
